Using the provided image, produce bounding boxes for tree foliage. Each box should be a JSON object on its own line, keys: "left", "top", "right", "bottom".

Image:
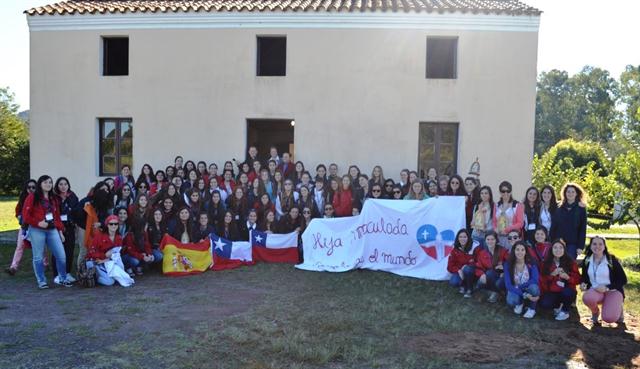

{"left": 0, "top": 87, "right": 29, "bottom": 195}
{"left": 535, "top": 66, "right": 622, "bottom": 154}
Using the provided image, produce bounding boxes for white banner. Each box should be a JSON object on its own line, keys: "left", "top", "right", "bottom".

{"left": 296, "top": 197, "right": 466, "bottom": 280}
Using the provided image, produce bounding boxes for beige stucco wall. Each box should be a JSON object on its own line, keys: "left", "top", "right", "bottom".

{"left": 29, "top": 21, "right": 538, "bottom": 196}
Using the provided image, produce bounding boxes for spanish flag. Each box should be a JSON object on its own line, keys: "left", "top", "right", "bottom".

{"left": 160, "top": 235, "right": 212, "bottom": 276}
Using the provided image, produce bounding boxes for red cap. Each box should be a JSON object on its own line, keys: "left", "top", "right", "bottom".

{"left": 105, "top": 215, "right": 119, "bottom": 225}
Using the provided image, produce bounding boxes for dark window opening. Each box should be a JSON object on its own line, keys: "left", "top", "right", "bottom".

{"left": 257, "top": 36, "right": 286, "bottom": 76}
{"left": 103, "top": 37, "right": 129, "bottom": 76}
{"left": 99, "top": 118, "right": 132, "bottom": 176}
{"left": 418, "top": 122, "right": 458, "bottom": 177}
{"left": 426, "top": 37, "right": 457, "bottom": 79}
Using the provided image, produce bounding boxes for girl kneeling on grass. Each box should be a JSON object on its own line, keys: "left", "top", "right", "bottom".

{"left": 447, "top": 229, "right": 476, "bottom": 293}
{"left": 504, "top": 241, "right": 540, "bottom": 319}
{"left": 581, "top": 236, "right": 627, "bottom": 325}
{"left": 540, "top": 239, "right": 580, "bottom": 321}
{"left": 85, "top": 215, "right": 133, "bottom": 287}
{"left": 465, "top": 231, "right": 508, "bottom": 302}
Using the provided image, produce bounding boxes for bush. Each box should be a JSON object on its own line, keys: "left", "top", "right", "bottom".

{"left": 544, "top": 138, "right": 611, "bottom": 175}
{"left": 621, "top": 255, "right": 640, "bottom": 272}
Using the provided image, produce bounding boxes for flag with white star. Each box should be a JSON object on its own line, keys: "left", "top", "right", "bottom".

{"left": 251, "top": 230, "right": 299, "bottom": 263}
{"left": 210, "top": 233, "right": 253, "bottom": 271}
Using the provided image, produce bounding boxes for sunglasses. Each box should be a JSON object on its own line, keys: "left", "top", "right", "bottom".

{"left": 500, "top": 189, "right": 511, "bottom": 194}
{"left": 324, "top": 207, "right": 333, "bottom": 211}
{"left": 372, "top": 189, "right": 381, "bottom": 193}
{"left": 303, "top": 210, "right": 311, "bottom": 214}
{"left": 451, "top": 181, "right": 460, "bottom": 185}
{"left": 393, "top": 191, "right": 401, "bottom": 194}
{"left": 385, "top": 184, "right": 393, "bottom": 188}
{"left": 507, "top": 236, "right": 519, "bottom": 240}
{"left": 108, "top": 223, "right": 119, "bottom": 226}
{"left": 28, "top": 186, "right": 36, "bottom": 190}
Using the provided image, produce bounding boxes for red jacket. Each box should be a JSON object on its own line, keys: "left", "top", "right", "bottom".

{"left": 123, "top": 232, "right": 152, "bottom": 261}
{"left": 447, "top": 247, "right": 477, "bottom": 274}
{"left": 86, "top": 232, "right": 123, "bottom": 260}
{"left": 333, "top": 190, "right": 353, "bottom": 217}
{"left": 540, "top": 261, "right": 580, "bottom": 293}
{"left": 528, "top": 242, "right": 551, "bottom": 268}
{"left": 278, "top": 162, "right": 295, "bottom": 179}
{"left": 474, "top": 246, "right": 509, "bottom": 277}
{"left": 22, "top": 193, "right": 64, "bottom": 231}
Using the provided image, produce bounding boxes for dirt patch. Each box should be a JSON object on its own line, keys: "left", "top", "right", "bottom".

{"left": 406, "top": 319, "right": 640, "bottom": 368}
{"left": 406, "top": 331, "right": 554, "bottom": 363}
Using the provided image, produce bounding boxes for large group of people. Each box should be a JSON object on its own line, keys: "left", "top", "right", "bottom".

{"left": 5, "top": 145, "right": 628, "bottom": 325}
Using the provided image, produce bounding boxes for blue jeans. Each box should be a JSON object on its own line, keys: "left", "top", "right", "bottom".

{"left": 506, "top": 284, "right": 540, "bottom": 310}
{"left": 540, "top": 288, "right": 576, "bottom": 312}
{"left": 28, "top": 227, "right": 67, "bottom": 285}
{"left": 477, "top": 269, "right": 504, "bottom": 292}
{"left": 152, "top": 249, "right": 163, "bottom": 263}
{"left": 449, "top": 273, "right": 463, "bottom": 287}
{"left": 462, "top": 265, "right": 477, "bottom": 290}
{"left": 86, "top": 260, "right": 115, "bottom": 286}
{"left": 122, "top": 254, "right": 141, "bottom": 270}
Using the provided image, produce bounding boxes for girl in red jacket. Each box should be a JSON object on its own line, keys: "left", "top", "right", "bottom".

{"left": 471, "top": 231, "right": 508, "bottom": 302}
{"left": 22, "top": 175, "right": 71, "bottom": 289}
{"left": 539, "top": 239, "right": 580, "bottom": 321}
{"left": 5, "top": 179, "right": 49, "bottom": 276}
{"left": 86, "top": 215, "right": 130, "bottom": 286}
{"left": 333, "top": 175, "right": 354, "bottom": 217}
{"left": 528, "top": 226, "right": 551, "bottom": 268}
{"left": 447, "top": 229, "right": 477, "bottom": 293}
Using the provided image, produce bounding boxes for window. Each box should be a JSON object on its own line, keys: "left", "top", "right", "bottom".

{"left": 257, "top": 36, "right": 286, "bottom": 76}
{"left": 99, "top": 118, "right": 132, "bottom": 176}
{"left": 102, "top": 37, "right": 129, "bottom": 76}
{"left": 426, "top": 37, "right": 457, "bottom": 79}
{"left": 418, "top": 122, "right": 458, "bottom": 177}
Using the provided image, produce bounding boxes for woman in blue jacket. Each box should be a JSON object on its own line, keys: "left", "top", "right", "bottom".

{"left": 504, "top": 241, "right": 540, "bottom": 319}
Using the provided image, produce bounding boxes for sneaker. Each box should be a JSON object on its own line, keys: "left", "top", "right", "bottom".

{"left": 53, "top": 275, "right": 62, "bottom": 285}
{"left": 463, "top": 290, "right": 472, "bottom": 298}
{"left": 555, "top": 311, "right": 570, "bottom": 321}
{"left": 591, "top": 313, "right": 600, "bottom": 326}
{"left": 135, "top": 267, "right": 143, "bottom": 276}
{"left": 126, "top": 268, "right": 135, "bottom": 277}
{"left": 513, "top": 304, "right": 524, "bottom": 315}
{"left": 61, "top": 280, "right": 73, "bottom": 288}
{"left": 458, "top": 286, "right": 465, "bottom": 294}
{"left": 488, "top": 292, "right": 498, "bottom": 303}
{"left": 553, "top": 307, "right": 562, "bottom": 317}
{"left": 5, "top": 267, "right": 17, "bottom": 276}
{"left": 66, "top": 275, "right": 77, "bottom": 283}
{"left": 38, "top": 283, "right": 49, "bottom": 290}
{"left": 523, "top": 308, "right": 536, "bottom": 319}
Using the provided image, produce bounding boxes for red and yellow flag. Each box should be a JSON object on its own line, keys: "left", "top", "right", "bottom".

{"left": 160, "top": 235, "right": 212, "bottom": 276}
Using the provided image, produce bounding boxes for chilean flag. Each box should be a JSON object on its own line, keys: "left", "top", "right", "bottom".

{"left": 251, "top": 230, "right": 299, "bottom": 264}
{"left": 210, "top": 233, "right": 254, "bottom": 271}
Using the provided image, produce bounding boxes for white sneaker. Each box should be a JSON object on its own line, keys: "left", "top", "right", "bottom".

{"left": 53, "top": 275, "right": 61, "bottom": 285}
{"left": 513, "top": 304, "right": 524, "bottom": 315}
{"left": 523, "top": 308, "right": 536, "bottom": 319}
{"left": 65, "top": 275, "right": 77, "bottom": 283}
{"left": 555, "top": 311, "right": 570, "bottom": 321}
{"left": 458, "top": 287, "right": 465, "bottom": 294}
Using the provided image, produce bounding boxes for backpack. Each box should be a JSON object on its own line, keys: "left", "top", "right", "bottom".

{"left": 77, "top": 261, "right": 97, "bottom": 288}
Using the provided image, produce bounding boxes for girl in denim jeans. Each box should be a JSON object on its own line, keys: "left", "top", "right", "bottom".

{"left": 504, "top": 241, "right": 540, "bottom": 319}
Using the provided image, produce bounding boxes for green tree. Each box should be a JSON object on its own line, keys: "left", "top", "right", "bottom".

{"left": 534, "top": 66, "right": 620, "bottom": 154}
{"left": 0, "top": 87, "right": 29, "bottom": 195}
{"left": 620, "top": 65, "right": 640, "bottom": 145}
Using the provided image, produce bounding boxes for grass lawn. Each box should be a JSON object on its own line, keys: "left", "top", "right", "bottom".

{"left": 1, "top": 244, "right": 639, "bottom": 369}
{"left": 0, "top": 197, "right": 18, "bottom": 232}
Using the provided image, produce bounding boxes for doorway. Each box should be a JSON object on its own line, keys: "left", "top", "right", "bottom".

{"left": 246, "top": 119, "right": 295, "bottom": 162}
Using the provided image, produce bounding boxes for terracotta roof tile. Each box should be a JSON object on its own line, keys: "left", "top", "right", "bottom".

{"left": 25, "top": 0, "right": 541, "bottom": 16}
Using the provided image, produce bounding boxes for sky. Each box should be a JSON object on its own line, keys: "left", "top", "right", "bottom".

{"left": 1, "top": 0, "right": 640, "bottom": 111}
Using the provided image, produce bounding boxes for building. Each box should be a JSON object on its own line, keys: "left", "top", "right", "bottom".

{"left": 26, "top": 0, "right": 540, "bottom": 194}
